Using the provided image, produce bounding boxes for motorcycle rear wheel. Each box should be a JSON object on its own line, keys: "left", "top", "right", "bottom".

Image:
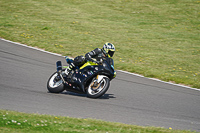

{"left": 87, "top": 76, "right": 110, "bottom": 98}
{"left": 47, "top": 72, "right": 65, "bottom": 93}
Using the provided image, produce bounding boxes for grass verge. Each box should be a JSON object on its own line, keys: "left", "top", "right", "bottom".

{"left": 0, "top": 110, "right": 197, "bottom": 133}
{"left": 0, "top": 0, "right": 199, "bottom": 88}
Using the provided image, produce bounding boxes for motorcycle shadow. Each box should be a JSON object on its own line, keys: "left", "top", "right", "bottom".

{"left": 61, "top": 91, "right": 116, "bottom": 99}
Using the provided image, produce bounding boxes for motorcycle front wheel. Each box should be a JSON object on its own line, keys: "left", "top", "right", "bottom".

{"left": 47, "top": 72, "right": 65, "bottom": 93}
{"left": 87, "top": 76, "right": 110, "bottom": 98}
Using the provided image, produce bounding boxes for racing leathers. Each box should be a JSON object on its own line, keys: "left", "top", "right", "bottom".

{"left": 85, "top": 48, "right": 116, "bottom": 78}
{"left": 85, "top": 48, "right": 105, "bottom": 64}
{"left": 65, "top": 48, "right": 115, "bottom": 77}
{"left": 66, "top": 48, "right": 104, "bottom": 73}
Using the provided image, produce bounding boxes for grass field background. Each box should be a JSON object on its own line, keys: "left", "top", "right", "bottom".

{"left": 0, "top": 110, "right": 195, "bottom": 133}
{"left": 0, "top": 0, "right": 199, "bottom": 88}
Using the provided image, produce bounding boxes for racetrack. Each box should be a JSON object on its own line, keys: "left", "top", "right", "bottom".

{"left": 0, "top": 39, "right": 200, "bottom": 132}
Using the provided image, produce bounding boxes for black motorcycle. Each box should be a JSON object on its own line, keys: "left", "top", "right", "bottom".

{"left": 47, "top": 56, "right": 116, "bottom": 98}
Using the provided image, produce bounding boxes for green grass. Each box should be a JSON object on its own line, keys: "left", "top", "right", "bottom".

{"left": 0, "top": 110, "right": 197, "bottom": 133}
{"left": 0, "top": 0, "right": 199, "bottom": 88}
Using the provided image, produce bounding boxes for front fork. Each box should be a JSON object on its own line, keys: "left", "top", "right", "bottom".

{"left": 92, "top": 75, "right": 107, "bottom": 86}
{"left": 91, "top": 75, "right": 108, "bottom": 91}
{"left": 96, "top": 75, "right": 108, "bottom": 83}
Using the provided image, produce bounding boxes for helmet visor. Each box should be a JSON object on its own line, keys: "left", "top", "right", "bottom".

{"left": 108, "top": 50, "right": 114, "bottom": 57}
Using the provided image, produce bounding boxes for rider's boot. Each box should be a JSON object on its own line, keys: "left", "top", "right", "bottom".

{"left": 65, "top": 63, "right": 75, "bottom": 79}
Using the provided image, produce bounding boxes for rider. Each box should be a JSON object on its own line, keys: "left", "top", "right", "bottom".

{"left": 65, "top": 42, "right": 116, "bottom": 77}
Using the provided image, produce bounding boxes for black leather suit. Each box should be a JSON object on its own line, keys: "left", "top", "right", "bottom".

{"left": 85, "top": 48, "right": 105, "bottom": 63}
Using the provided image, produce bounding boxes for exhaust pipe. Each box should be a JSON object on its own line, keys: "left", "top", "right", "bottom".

{"left": 56, "top": 61, "right": 62, "bottom": 72}
{"left": 56, "top": 61, "right": 66, "bottom": 84}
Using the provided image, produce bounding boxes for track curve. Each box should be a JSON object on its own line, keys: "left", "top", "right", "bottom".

{"left": 0, "top": 39, "right": 200, "bottom": 131}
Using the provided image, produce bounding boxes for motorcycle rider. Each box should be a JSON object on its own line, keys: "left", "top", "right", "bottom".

{"left": 65, "top": 42, "right": 116, "bottom": 77}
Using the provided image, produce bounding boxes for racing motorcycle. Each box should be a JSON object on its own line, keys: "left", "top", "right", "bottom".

{"left": 47, "top": 56, "right": 116, "bottom": 98}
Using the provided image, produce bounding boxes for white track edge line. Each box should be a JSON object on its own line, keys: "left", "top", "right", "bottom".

{"left": 117, "top": 70, "right": 200, "bottom": 91}
{"left": 1, "top": 38, "right": 63, "bottom": 57}
{"left": 1, "top": 38, "right": 199, "bottom": 91}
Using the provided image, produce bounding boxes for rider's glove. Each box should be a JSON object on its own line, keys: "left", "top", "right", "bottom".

{"left": 99, "top": 59, "right": 103, "bottom": 64}
{"left": 95, "top": 59, "right": 103, "bottom": 65}
{"left": 92, "top": 60, "right": 100, "bottom": 65}
{"left": 94, "top": 61, "right": 100, "bottom": 64}
{"left": 91, "top": 59, "right": 103, "bottom": 65}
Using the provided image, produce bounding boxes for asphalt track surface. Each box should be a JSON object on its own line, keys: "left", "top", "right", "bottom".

{"left": 0, "top": 39, "right": 200, "bottom": 132}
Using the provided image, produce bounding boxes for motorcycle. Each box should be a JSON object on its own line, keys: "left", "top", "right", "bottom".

{"left": 47, "top": 56, "right": 116, "bottom": 98}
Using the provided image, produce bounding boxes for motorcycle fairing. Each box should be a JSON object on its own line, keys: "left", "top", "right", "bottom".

{"left": 64, "top": 59, "right": 115, "bottom": 94}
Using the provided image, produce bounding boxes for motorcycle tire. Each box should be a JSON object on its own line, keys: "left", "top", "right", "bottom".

{"left": 87, "top": 76, "right": 110, "bottom": 98}
{"left": 47, "top": 72, "right": 65, "bottom": 93}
